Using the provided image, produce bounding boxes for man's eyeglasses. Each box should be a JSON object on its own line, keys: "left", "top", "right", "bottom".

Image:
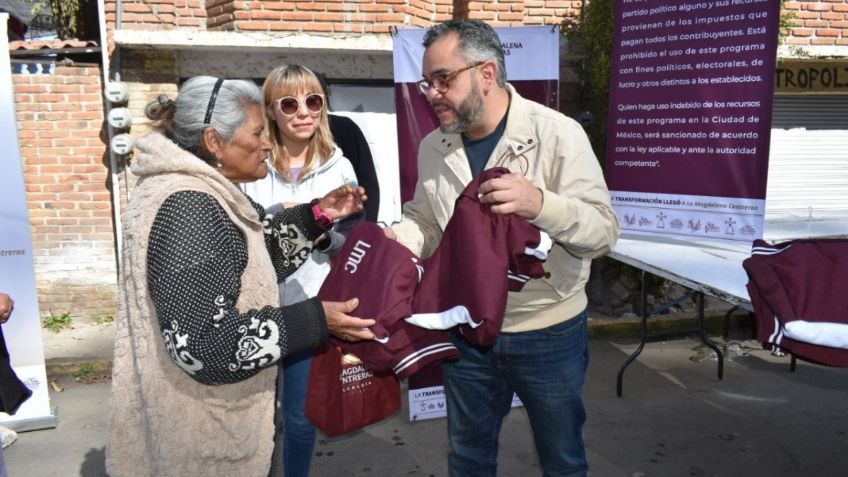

{"left": 416, "top": 61, "right": 485, "bottom": 95}
{"left": 274, "top": 94, "right": 325, "bottom": 117}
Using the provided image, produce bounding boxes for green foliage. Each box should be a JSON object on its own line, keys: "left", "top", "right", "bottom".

{"left": 72, "top": 364, "right": 96, "bottom": 382}
{"left": 49, "top": 0, "right": 80, "bottom": 38}
{"left": 70, "top": 362, "right": 111, "bottom": 384}
{"left": 30, "top": 0, "right": 80, "bottom": 39}
{"left": 31, "top": 1, "right": 47, "bottom": 17}
{"left": 42, "top": 310, "right": 72, "bottom": 333}
{"left": 94, "top": 314, "right": 114, "bottom": 325}
{"left": 778, "top": 0, "right": 796, "bottom": 43}
{"left": 562, "top": 0, "right": 614, "bottom": 164}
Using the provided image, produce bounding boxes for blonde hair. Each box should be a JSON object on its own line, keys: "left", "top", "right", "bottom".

{"left": 262, "top": 64, "right": 334, "bottom": 182}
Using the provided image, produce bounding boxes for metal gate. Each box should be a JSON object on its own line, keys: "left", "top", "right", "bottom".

{"left": 765, "top": 95, "right": 848, "bottom": 214}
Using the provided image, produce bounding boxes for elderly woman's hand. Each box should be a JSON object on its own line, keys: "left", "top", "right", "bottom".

{"left": 317, "top": 185, "right": 367, "bottom": 221}
{"left": 321, "top": 297, "right": 375, "bottom": 342}
{"left": 0, "top": 293, "right": 14, "bottom": 325}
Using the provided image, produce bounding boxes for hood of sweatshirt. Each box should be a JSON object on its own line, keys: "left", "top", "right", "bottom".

{"left": 131, "top": 131, "right": 260, "bottom": 223}
{"left": 241, "top": 144, "right": 356, "bottom": 207}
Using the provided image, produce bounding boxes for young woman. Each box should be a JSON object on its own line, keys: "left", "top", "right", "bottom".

{"left": 241, "top": 64, "right": 358, "bottom": 477}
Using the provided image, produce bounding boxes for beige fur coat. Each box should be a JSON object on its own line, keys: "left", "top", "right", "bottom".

{"left": 107, "top": 132, "right": 279, "bottom": 477}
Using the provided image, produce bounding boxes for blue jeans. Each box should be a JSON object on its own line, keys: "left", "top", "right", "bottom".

{"left": 269, "top": 349, "right": 316, "bottom": 477}
{"left": 442, "top": 311, "right": 589, "bottom": 477}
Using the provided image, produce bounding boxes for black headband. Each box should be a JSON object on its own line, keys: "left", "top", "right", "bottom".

{"left": 204, "top": 78, "right": 225, "bottom": 124}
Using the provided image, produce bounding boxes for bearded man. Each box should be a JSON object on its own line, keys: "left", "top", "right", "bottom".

{"left": 385, "top": 19, "right": 620, "bottom": 477}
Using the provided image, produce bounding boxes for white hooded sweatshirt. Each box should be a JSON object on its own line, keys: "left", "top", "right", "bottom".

{"left": 242, "top": 146, "right": 356, "bottom": 305}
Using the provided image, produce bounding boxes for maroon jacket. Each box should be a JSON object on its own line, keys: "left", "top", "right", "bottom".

{"left": 413, "top": 167, "right": 548, "bottom": 347}
{"left": 744, "top": 238, "right": 848, "bottom": 366}
{"left": 317, "top": 221, "right": 458, "bottom": 379}
{"left": 318, "top": 168, "right": 549, "bottom": 377}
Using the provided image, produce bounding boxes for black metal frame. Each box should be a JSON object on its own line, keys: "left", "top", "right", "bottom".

{"left": 722, "top": 305, "right": 798, "bottom": 372}
{"left": 616, "top": 270, "right": 725, "bottom": 397}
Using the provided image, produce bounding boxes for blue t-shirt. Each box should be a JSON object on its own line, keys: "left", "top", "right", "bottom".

{"left": 462, "top": 112, "right": 508, "bottom": 178}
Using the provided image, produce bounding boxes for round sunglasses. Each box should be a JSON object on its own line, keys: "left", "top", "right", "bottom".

{"left": 274, "top": 93, "right": 325, "bottom": 117}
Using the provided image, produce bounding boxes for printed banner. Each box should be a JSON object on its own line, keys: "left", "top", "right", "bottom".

{"left": 405, "top": 362, "right": 522, "bottom": 422}
{"left": 392, "top": 26, "right": 557, "bottom": 421}
{"left": 605, "top": 0, "right": 781, "bottom": 241}
{"left": 0, "top": 14, "right": 55, "bottom": 430}
{"left": 392, "top": 26, "right": 560, "bottom": 203}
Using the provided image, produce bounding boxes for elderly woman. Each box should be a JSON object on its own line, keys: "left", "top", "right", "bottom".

{"left": 106, "top": 77, "right": 375, "bottom": 477}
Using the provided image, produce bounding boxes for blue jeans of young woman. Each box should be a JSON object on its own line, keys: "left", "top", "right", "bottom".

{"left": 269, "top": 349, "right": 316, "bottom": 477}
{"left": 441, "top": 311, "right": 589, "bottom": 477}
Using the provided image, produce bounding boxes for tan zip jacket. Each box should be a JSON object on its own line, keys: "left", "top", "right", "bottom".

{"left": 392, "top": 85, "right": 620, "bottom": 332}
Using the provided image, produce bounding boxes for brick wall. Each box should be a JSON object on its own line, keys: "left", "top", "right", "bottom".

{"left": 784, "top": 0, "right": 848, "bottom": 46}
{"left": 119, "top": 49, "right": 180, "bottom": 129}
{"left": 104, "top": 0, "right": 207, "bottom": 30}
{"left": 107, "top": 0, "right": 582, "bottom": 32}
{"left": 12, "top": 64, "right": 118, "bottom": 322}
{"left": 9, "top": 51, "right": 180, "bottom": 322}
{"left": 104, "top": 1, "right": 846, "bottom": 47}
{"left": 211, "top": 1, "right": 581, "bottom": 32}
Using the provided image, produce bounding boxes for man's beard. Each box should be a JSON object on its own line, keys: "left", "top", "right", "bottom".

{"left": 439, "top": 81, "right": 483, "bottom": 135}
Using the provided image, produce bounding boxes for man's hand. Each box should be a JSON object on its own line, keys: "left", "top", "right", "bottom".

{"left": 321, "top": 298, "right": 376, "bottom": 342}
{"left": 383, "top": 226, "right": 397, "bottom": 241}
{"left": 0, "top": 293, "right": 14, "bottom": 325}
{"left": 477, "top": 173, "right": 543, "bottom": 219}
{"left": 318, "top": 185, "right": 368, "bottom": 221}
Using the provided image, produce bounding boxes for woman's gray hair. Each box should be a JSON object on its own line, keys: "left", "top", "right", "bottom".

{"left": 422, "top": 20, "right": 507, "bottom": 87}
{"left": 145, "top": 76, "right": 262, "bottom": 158}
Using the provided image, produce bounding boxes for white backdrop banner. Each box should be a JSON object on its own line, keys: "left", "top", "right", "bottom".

{"left": 0, "top": 13, "right": 55, "bottom": 430}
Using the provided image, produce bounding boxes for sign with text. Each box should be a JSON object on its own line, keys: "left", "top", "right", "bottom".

{"left": 606, "top": 0, "right": 780, "bottom": 241}
{"left": 775, "top": 60, "right": 848, "bottom": 94}
{"left": 0, "top": 13, "right": 55, "bottom": 431}
{"left": 408, "top": 383, "right": 522, "bottom": 422}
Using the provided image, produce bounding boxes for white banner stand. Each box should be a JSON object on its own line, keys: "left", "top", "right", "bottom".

{"left": 0, "top": 13, "right": 57, "bottom": 431}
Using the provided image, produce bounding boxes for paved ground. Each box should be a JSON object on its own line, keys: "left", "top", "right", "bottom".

{"left": 4, "top": 322, "right": 848, "bottom": 476}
